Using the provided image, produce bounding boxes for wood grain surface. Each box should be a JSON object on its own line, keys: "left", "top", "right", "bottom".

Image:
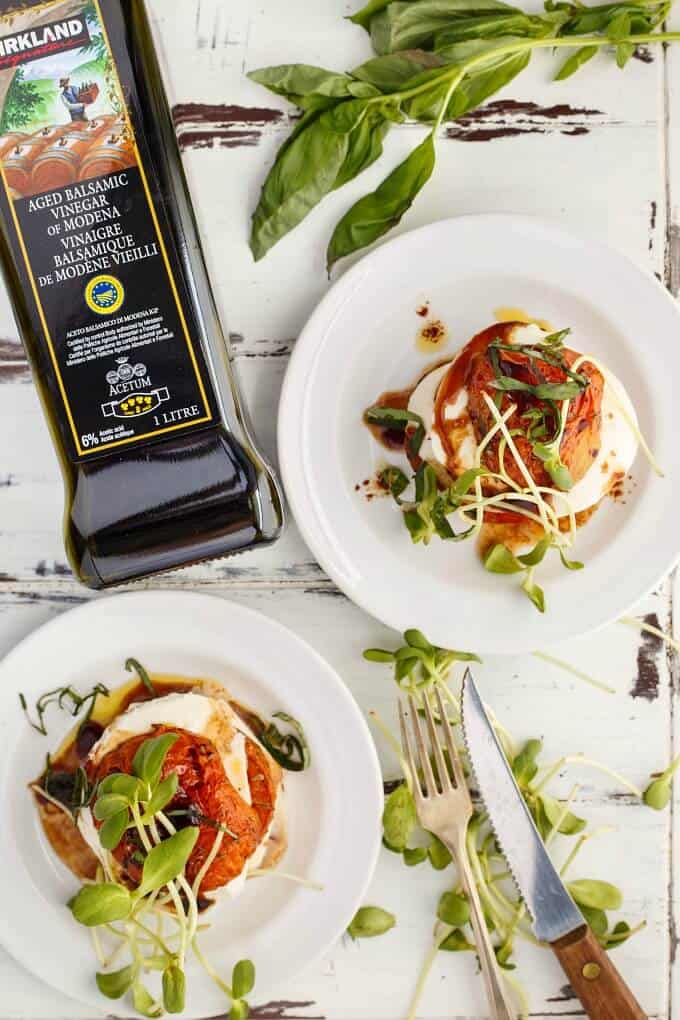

{"left": 0, "top": 0, "right": 678, "bottom": 1017}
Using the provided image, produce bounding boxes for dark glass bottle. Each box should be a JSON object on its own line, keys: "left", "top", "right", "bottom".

{"left": 0, "top": 0, "right": 283, "bottom": 588}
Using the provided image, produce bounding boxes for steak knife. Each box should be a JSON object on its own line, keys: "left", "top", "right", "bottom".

{"left": 461, "top": 670, "right": 646, "bottom": 1020}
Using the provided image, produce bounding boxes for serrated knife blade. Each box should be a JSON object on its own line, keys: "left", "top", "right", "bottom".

{"left": 461, "top": 669, "right": 647, "bottom": 1020}
{"left": 460, "top": 667, "right": 583, "bottom": 943}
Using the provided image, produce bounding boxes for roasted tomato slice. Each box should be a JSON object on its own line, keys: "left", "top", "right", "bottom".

{"left": 464, "top": 326, "right": 604, "bottom": 489}
{"left": 88, "top": 725, "right": 277, "bottom": 894}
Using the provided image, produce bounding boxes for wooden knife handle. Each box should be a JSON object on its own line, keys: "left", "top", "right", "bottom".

{"left": 552, "top": 926, "right": 646, "bottom": 1020}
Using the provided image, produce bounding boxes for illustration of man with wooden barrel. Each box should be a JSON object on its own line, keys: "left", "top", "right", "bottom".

{"left": 60, "top": 77, "right": 87, "bottom": 123}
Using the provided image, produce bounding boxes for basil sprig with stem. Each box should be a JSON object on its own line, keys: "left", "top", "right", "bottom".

{"left": 68, "top": 732, "right": 258, "bottom": 1018}
{"left": 249, "top": 0, "right": 680, "bottom": 266}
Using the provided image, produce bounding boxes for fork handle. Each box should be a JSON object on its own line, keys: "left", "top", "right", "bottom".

{"left": 447, "top": 833, "right": 516, "bottom": 1020}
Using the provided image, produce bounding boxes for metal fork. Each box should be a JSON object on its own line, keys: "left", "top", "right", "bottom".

{"left": 399, "top": 687, "right": 515, "bottom": 1020}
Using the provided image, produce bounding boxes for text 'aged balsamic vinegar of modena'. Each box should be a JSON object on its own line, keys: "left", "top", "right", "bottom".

{"left": 0, "top": 0, "right": 283, "bottom": 587}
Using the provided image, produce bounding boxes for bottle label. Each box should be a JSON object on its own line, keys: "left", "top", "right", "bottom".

{"left": 0, "top": 0, "right": 216, "bottom": 458}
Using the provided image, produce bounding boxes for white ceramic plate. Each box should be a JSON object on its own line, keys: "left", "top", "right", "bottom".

{"left": 279, "top": 215, "right": 680, "bottom": 654}
{"left": 0, "top": 591, "right": 383, "bottom": 1017}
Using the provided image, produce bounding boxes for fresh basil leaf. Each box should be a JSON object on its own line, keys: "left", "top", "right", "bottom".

{"left": 490, "top": 375, "right": 583, "bottom": 400}
{"left": 132, "top": 732, "right": 179, "bottom": 789}
{"left": 408, "top": 420, "right": 427, "bottom": 458}
{"left": 370, "top": 0, "right": 524, "bottom": 55}
{"left": 135, "top": 827, "right": 200, "bottom": 899}
{"left": 251, "top": 119, "right": 350, "bottom": 261}
{"left": 615, "top": 40, "right": 635, "bottom": 67}
{"left": 94, "top": 793, "right": 130, "bottom": 822}
{"left": 431, "top": 499, "right": 457, "bottom": 539}
{"left": 352, "top": 50, "right": 445, "bottom": 91}
{"left": 567, "top": 879, "right": 623, "bottom": 912}
{"left": 415, "top": 462, "right": 438, "bottom": 504}
{"left": 96, "top": 964, "right": 137, "bottom": 1000}
{"left": 349, "top": 0, "right": 400, "bottom": 29}
{"left": 232, "top": 960, "right": 256, "bottom": 999}
{"left": 522, "top": 575, "right": 546, "bottom": 613}
{"left": 321, "top": 99, "right": 370, "bottom": 134}
{"left": 348, "top": 906, "right": 396, "bottom": 938}
{"left": 69, "top": 882, "right": 132, "bottom": 927}
{"left": 248, "top": 65, "right": 354, "bottom": 99}
{"left": 383, "top": 784, "right": 417, "bottom": 851}
{"left": 403, "top": 508, "right": 434, "bottom": 544}
{"left": 380, "top": 466, "right": 411, "bottom": 501}
{"left": 518, "top": 537, "right": 551, "bottom": 568}
{"left": 366, "top": 405, "right": 424, "bottom": 430}
{"left": 403, "top": 77, "right": 458, "bottom": 120}
{"left": 437, "top": 890, "right": 470, "bottom": 926}
{"left": 162, "top": 964, "right": 186, "bottom": 1014}
{"left": 444, "top": 48, "right": 531, "bottom": 119}
{"left": 132, "top": 982, "right": 163, "bottom": 1019}
{"left": 348, "top": 80, "right": 384, "bottom": 98}
{"left": 334, "top": 115, "right": 391, "bottom": 189}
{"left": 435, "top": 11, "right": 551, "bottom": 46}
{"left": 606, "top": 9, "right": 631, "bottom": 40}
{"left": 554, "top": 45, "right": 598, "bottom": 80}
{"left": 327, "top": 133, "right": 435, "bottom": 269}
{"left": 99, "top": 810, "right": 130, "bottom": 851}
{"left": 141, "top": 772, "right": 179, "bottom": 823}
{"left": 483, "top": 544, "right": 523, "bottom": 574}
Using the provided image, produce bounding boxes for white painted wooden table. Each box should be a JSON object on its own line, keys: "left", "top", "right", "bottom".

{"left": 1, "top": 0, "right": 679, "bottom": 1017}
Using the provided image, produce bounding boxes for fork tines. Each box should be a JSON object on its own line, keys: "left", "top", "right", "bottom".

{"left": 399, "top": 686, "right": 465, "bottom": 799}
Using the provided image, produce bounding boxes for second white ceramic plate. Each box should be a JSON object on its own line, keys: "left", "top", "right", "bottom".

{"left": 0, "top": 591, "right": 383, "bottom": 1017}
{"left": 279, "top": 215, "right": 680, "bottom": 654}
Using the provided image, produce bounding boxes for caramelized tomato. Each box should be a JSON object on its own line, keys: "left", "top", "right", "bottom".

{"left": 88, "top": 725, "right": 277, "bottom": 894}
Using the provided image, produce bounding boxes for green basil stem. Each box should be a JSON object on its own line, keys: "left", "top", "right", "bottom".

{"left": 357, "top": 32, "right": 680, "bottom": 116}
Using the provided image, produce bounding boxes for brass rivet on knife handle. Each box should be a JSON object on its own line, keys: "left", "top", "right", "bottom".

{"left": 552, "top": 926, "right": 647, "bottom": 1019}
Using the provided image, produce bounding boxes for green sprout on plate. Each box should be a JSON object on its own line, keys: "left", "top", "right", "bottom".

{"left": 68, "top": 730, "right": 257, "bottom": 1019}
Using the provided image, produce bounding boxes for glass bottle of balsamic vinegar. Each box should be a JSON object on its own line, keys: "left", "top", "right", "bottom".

{"left": 0, "top": 0, "right": 283, "bottom": 587}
